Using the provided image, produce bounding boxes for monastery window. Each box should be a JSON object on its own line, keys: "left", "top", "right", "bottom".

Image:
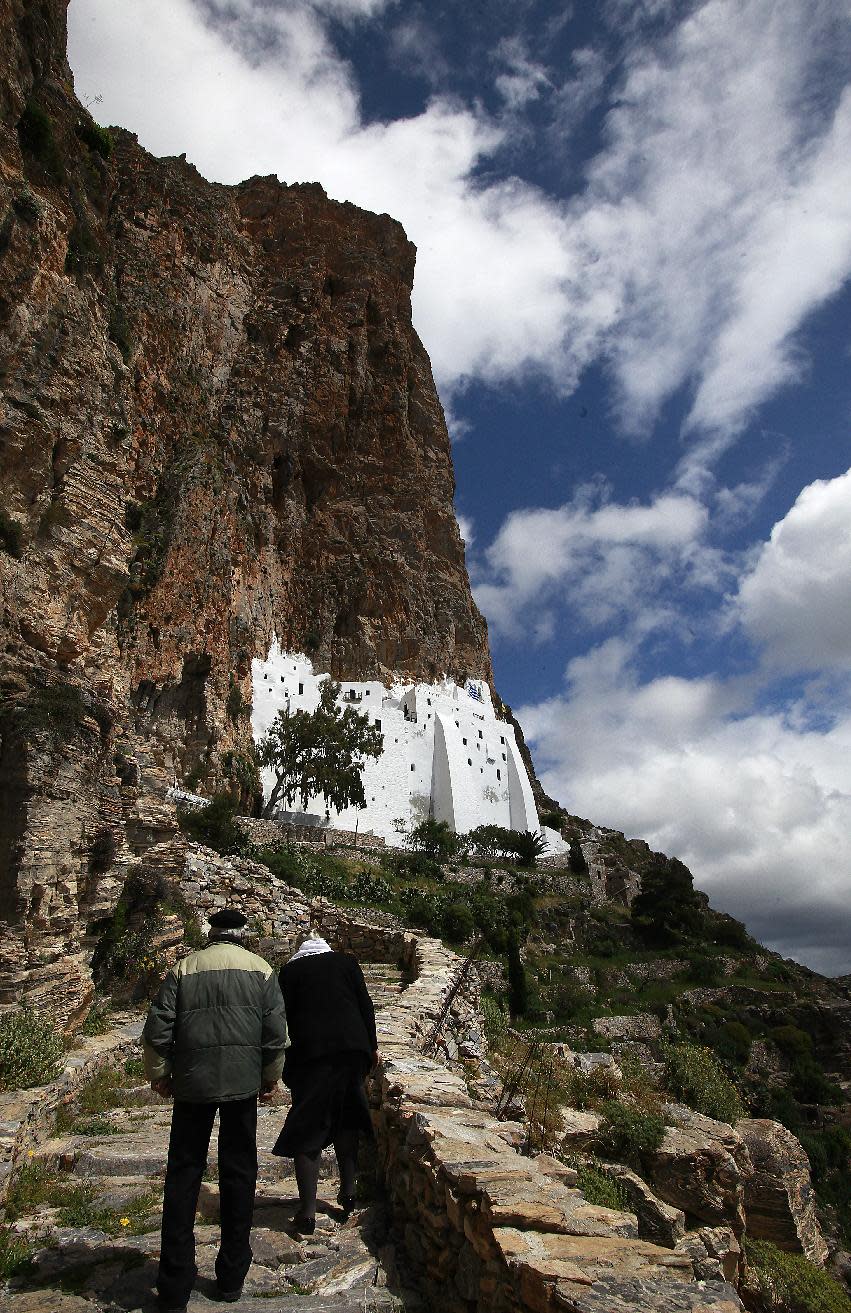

{"left": 427, "top": 697, "right": 432, "bottom": 705}
{"left": 298, "top": 682, "right": 303, "bottom": 694}
{"left": 410, "top": 763, "right": 415, "bottom": 772}
{"left": 497, "top": 769, "right": 501, "bottom": 781}
{"left": 467, "top": 758, "right": 472, "bottom": 766}
{"left": 455, "top": 721, "right": 459, "bottom": 728}
{"left": 478, "top": 730, "right": 482, "bottom": 739}
{"left": 502, "top": 753, "right": 506, "bottom": 761}
{"left": 374, "top": 718, "right": 380, "bottom": 727}
{"left": 500, "top": 735, "right": 505, "bottom": 744}
{"left": 365, "top": 689, "right": 370, "bottom": 696}
{"left": 462, "top": 737, "right": 467, "bottom": 745}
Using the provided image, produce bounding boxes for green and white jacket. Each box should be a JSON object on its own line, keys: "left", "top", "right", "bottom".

{"left": 143, "top": 938, "right": 289, "bottom": 1103}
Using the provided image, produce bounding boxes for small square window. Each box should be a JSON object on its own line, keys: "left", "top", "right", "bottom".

{"left": 298, "top": 682, "right": 304, "bottom": 695}
{"left": 365, "top": 689, "right": 370, "bottom": 696}
{"left": 374, "top": 718, "right": 380, "bottom": 727}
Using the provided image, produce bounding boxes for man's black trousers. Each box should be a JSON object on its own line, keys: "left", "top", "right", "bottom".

{"left": 157, "top": 1097, "right": 257, "bottom": 1306}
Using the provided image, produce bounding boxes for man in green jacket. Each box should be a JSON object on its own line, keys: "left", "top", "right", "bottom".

{"left": 143, "top": 908, "right": 289, "bottom": 1312}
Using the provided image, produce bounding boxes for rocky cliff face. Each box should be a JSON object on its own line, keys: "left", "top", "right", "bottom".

{"left": 0, "top": 0, "right": 490, "bottom": 1018}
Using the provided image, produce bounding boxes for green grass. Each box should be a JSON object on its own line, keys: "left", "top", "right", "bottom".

{"left": 0, "top": 1225, "right": 32, "bottom": 1278}
{"left": 5, "top": 1161, "right": 159, "bottom": 1236}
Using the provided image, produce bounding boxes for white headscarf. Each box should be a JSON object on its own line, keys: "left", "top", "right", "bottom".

{"left": 289, "top": 931, "right": 334, "bottom": 963}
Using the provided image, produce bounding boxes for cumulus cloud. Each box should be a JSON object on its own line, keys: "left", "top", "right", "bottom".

{"left": 519, "top": 639, "right": 851, "bottom": 974}
{"left": 736, "top": 467, "right": 851, "bottom": 671}
{"left": 68, "top": 0, "right": 851, "bottom": 448}
{"left": 473, "top": 485, "right": 709, "bottom": 637}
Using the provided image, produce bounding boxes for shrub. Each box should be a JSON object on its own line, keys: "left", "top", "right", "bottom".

{"left": 65, "top": 217, "right": 103, "bottom": 276}
{"left": 393, "top": 851, "right": 444, "bottom": 882}
{"left": 632, "top": 857, "right": 704, "bottom": 945}
{"left": 687, "top": 952, "right": 723, "bottom": 986}
{"left": 504, "top": 829, "right": 548, "bottom": 868}
{"left": 17, "top": 100, "right": 63, "bottom": 178}
{"left": 178, "top": 791, "right": 246, "bottom": 856}
{"left": 0, "top": 507, "right": 23, "bottom": 558}
{"left": 663, "top": 1043, "right": 744, "bottom": 1124}
{"left": 550, "top": 978, "right": 593, "bottom": 1021}
{"left": 771, "top": 1025, "right": 814, "bottom": 1062}
{"left": 442, "top": 900, "right": 476, "bottom": 944}
{"left": 575, "top": 1160, "right": 631, "bottom": 1212}
{"left": 713, "top": 1020, "right": 752, "bottom": 1067}
{"left": 539, "top": 810, "right": 562, "bottom": 830}
{"left": 0, "top": 1007, "right": 63, "bottom": 1090}
{"left": 596, "top": 1100, "right": 665, "bottom": 1167}
{"left": 563, "top": 1064, "right": 622, "bottom": 1109}
{"left": 75, "top": 117, "right": 113, "bottom": 158}
{"left": 744, "top": 1236, "right": 851, "bottom": 1313}
{"left": 408, "top": 817, "right": 460, "bottom": 863}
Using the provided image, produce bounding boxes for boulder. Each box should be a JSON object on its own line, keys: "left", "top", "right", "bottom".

{"left": 735, "top": 1118, "right": 827, "bottom": 1264}
{"left": 603, "top": 1163, "right": 686, "bottom": 1247}
{"left": 646, "top": 1105, "right": 752, "bottom": 1233}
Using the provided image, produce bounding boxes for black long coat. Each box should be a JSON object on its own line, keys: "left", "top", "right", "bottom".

{"left": 278, "top": 950, "right": 377, "bottom": 1080}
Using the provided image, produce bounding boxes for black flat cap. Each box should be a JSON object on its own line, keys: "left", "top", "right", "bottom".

{"left": 209, "top": 908, "right": 248, "bottom": 929}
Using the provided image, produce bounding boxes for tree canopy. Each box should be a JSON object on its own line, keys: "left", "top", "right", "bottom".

{"left": 631, "top": 857, "right": 704, "bottom": 944}
{"left": 257, "top": 679, "right": 383, "bottom": 819}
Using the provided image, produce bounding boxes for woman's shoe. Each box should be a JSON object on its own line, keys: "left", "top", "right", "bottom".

{"left": 337, "top": 1192, "right": 357, "bottom": 1216}
{"left": 290, "top": 1212, "right": 316, "bottom": 1235}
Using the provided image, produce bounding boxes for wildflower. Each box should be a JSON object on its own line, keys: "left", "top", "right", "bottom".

{"left": 119, "top": 1216, "right": 130, "bottom": 1227}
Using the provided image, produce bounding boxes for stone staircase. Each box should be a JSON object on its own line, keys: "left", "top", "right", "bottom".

{"left": 2, "top": 964, "right": 415, "bottom": 1313}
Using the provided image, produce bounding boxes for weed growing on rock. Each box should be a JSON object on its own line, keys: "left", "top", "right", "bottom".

{"left": 0, "top": 1224, "right": 32, "bottom": 1278}
{"left": 596, "top": 1100, "right": 665, "bottom": 1168}
{"left": 178, "top": 792, "right": 247, "bottom": 856}
{"left": 17, "top": 99, "right": 63, "bottom": 180}
{"left": 75, "top": 117, "right": 113, "bottom": 158}
{"left": 0, "top": 1007, "right": 63, "bottom": 1090}
{"left": 662, "top": 1042, "right": 743, "bottom": 1123}
{"left": 79, "top": 998, "right": 113, "bottom": 1036}
{"left": 574, "top": 1160, "right": 631, "bottom": 1213}
{"left": 744, "top": 1237, "right": 851, "bottom": 1313}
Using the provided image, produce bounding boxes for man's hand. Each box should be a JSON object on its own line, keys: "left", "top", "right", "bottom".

{"left": 259, "top": 1079, "right": 279, "bottom": 1104}
{"left": 151, "top": 1076, "right": 173, "bottom": 1099}
{"left": 370, "top": 1049, "right": 380, "bottom": 1071}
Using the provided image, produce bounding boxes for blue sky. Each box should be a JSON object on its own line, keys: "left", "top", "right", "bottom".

{"left": 67, "top": 0, "right": 851, "bottom": 973}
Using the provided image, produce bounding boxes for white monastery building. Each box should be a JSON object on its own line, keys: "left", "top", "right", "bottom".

{"left": 251, "top": 642, "right": 554, "bottom": 847}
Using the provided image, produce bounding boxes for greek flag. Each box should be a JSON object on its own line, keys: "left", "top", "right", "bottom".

{"left": 467, "top": 683, "right": 483, "bottom": 702}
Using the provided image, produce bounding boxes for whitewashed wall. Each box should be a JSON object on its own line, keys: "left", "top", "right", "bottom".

{"left": 250, "top": 642, "right": 550, "bottom": 846}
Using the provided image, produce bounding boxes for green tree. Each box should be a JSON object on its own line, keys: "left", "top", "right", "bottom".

{"left": 258, "top": 679, "right": 382, "bottom": 819}
{"left": 631, "top": 857, "right": 703, "bottom": 945}
{"left": 507, "top": 932, "right": 528, "bottom": 1017}
{"left": 407, "top": 817, "right": 460, "bottom": 863}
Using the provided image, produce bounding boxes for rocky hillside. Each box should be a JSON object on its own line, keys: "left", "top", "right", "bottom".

{"left": 0, "top": 1, "right": 489, "bottom": 1015}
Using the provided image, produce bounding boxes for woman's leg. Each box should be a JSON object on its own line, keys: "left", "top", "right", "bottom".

{"left": 333, "top": 1128, "right": 359, "bottom": 1200}
{"left": 294, "top": 1150, "right": 321, "bottom": 1220}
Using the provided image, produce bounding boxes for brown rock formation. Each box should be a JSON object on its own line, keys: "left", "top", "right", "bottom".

{"left": 735, "top": 1118, "right": 828, "bottom": 1264}
{"left": 646, "top": 1105, "right": 753, "bottom": 1235}
{"left": 0, "top": 0, "right": 489, "bottom": 1019}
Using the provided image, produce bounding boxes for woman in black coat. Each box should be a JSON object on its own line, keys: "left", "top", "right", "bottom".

{"left": 272, "top": 933, "right": 378, "bottom": 1232}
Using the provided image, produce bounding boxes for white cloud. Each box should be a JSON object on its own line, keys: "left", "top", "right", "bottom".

{"left": 494, "top": 37, "right": 551, "bottom": 111}
{"left": 473, "top": 486, "right": 708, "bottom": 636}
{"left": 736, "top": 467, "right": 851, "bottom": 671}
{"left": 519, "top": 640, "right": 851, "bottom": 973}
{"left": 68, "top": 0, "right": 851, "bottom": 447}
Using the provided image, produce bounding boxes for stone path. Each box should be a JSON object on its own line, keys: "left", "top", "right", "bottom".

{"left": 2, "top": 964, "right": 416, "bottom": 1313}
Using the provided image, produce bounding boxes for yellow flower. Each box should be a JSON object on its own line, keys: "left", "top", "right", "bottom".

{"left": 119, "top": 1217, "right": 130, "bottom": 1227}
{"left": 27, "top": 1150, "right": 34, "bottom": 1157}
